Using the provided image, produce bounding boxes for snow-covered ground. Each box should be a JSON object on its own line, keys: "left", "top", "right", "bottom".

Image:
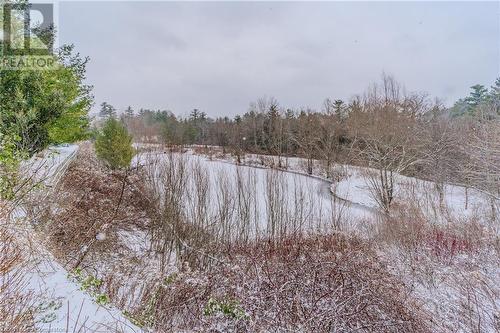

{"left": 24, "top": 249, "right": 141, "bottom": 332}
{"left": 138, "top": 151, "right": 375, "bottom": 240}
{"left": 334, "top": 166, "right": 488, "bottom": 216}
{"left": 20, "top": 144, "right": 78, "bottom": 189}
{"left": 7, "top": 144, "right": 142, "bottom": 333}
{"left": 188, "top": 148, "right": 497, "bottom": 229}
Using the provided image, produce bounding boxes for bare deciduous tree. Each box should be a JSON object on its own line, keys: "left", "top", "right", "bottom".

{"left": 348, "top": 75, "right": 430, "bottom": 212}
{"left": 462, "top": 119, "right": 500, "bottom": 220}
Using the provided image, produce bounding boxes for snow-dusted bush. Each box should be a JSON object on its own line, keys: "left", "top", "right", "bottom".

{"left": 137, "top": 235, "right": 428, "bottom": 332}
{"left": 375, "top": 199, "right": 500, "bottom": 332}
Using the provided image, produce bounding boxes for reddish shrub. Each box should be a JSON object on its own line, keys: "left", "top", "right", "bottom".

{"left": 427, "top": 229, "right": 474, "bottom": 259}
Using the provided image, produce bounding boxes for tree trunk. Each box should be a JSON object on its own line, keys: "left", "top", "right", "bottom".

{"left": 465, "top": 186, "right": 468, "bottom": 210}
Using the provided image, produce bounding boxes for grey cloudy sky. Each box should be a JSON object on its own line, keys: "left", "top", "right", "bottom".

{"left": 58, "top": 1, "right": 500, "bottom": 117}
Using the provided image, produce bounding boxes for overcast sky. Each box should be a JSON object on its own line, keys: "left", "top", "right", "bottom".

{"left": 58, "top": 1, "right": 500, "bottom": 117}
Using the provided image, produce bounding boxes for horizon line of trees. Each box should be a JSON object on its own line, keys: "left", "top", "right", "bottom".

{"left": 97, "top": 75, "right": 499, "bottom": 212}
{"left": 98, "top": 76, "right": 499, "bottom": 154}
{"left": 100, "top": 76, "right": 500, "bottom": 150}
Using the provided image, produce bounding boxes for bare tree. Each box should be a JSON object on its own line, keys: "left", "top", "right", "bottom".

{"left": 463, "top": 119, "right": 500, "bottom": 220}
{"left": 348, "top": 75, "right": 429, "bottom": 212}
{"left": 420, "top": 105, "right": 463, "bottom": 209}
{"left": 292, "top": 109, "right": 320, "bottom": 175}
{"left": 317, "top": 110, "right": 345, "bottom": 179}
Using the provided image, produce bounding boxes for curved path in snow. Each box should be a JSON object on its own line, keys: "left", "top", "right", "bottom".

{"left": 204, "top": 154, "right": 380, "bottom": 218}
{"left": 317, "top": 179, "right": 380, "bottom": 216}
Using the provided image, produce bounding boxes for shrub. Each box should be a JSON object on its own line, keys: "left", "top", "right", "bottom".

{"left": 0, "top": 233, "right": 36, "bottom": 331}
{"left": 94, "top": 117, "right": 134, "bottom": 169}
{"left": 204, "top": 297, "right": 247, "bottom": 319}
{"left": 0, "top": 134, "right": 25, "bottom": 199}
{"left": 148, "top": 235, "right": 428, "bottom": 332}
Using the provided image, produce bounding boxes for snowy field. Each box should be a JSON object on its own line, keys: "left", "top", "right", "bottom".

{"left": 335, "top": 166, "right": 482, "bottom": 211}
{"left": 137, "top": 151, "right": 375, "bottom": 241}
{"left": 187, "top": 147, "right": 497, "bottom": 230}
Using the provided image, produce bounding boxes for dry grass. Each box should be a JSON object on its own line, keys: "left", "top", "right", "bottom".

{"left": 0, "top": 230, "right": 36, "bottom": 332}
{"left": 377, "top": 201, "right": 487, "bottom": 261}
{"left": 375, "top": 200, "right": 500, "bottom": 333}
{"left": 37, "top": 143, "right": 151, "bottom": 268}
{"left": 126, "top": 234, "right": 429, "bottom": 332}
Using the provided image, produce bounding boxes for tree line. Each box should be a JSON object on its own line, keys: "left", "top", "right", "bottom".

{"left": 98, "top": 75, "right": 499, "bottom": 212}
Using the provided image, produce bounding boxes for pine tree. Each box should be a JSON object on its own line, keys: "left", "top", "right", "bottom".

{"left": 94, "top": 117, "right": 134, "bottom": 169}
{"left": 488, "top": 78, "right": 500, "bottom": 115}
{"left": 451, "top": 84, "right": 489, "bottom": 117}
{"left": 333, "top": 99, "right": 346, "bottom": 119}
{"left": 99, "top": 102, "right": 116, "bottom": 118}
{"left": 124, "top": 106, "right": 134, "bottom": 117}
{"left": 464, "top": 84, "right": 488, "bottom": 108}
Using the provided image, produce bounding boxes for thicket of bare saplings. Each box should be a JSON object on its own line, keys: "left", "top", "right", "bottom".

{"left": 141, "top": 150, "right": 350, "bottom": 251}
{"left": 0, "top": 159, "right": 51, "bottom": 332}
{"left": 0, "top": 232, "right": 36, "bottom": 332}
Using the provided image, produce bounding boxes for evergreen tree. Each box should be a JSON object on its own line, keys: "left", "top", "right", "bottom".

{"left": 47, "top": 45, "right": 93, "bottom": 144}
{"left": 124, "top": 106, "right": 134, "bottom": 117}
{"left": 99, "top": 102, "right": 116, "bottom": 118}
{"left": 94, "top": 117, "right": 134, "bottom": 169}
{"left": 333, "top": 99, "right": 346, "bottom": 119}
{"left": 488, "top": 78, "right": 500, "bottom": 115}
{"left": 451, "top": 84, "right": 489, "bottom": 117}
{"left": 0, "top": 16, "right": 92, "bottom": 195}
{"left": 464, "top": 84, "right": 488, "bottom": 108}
